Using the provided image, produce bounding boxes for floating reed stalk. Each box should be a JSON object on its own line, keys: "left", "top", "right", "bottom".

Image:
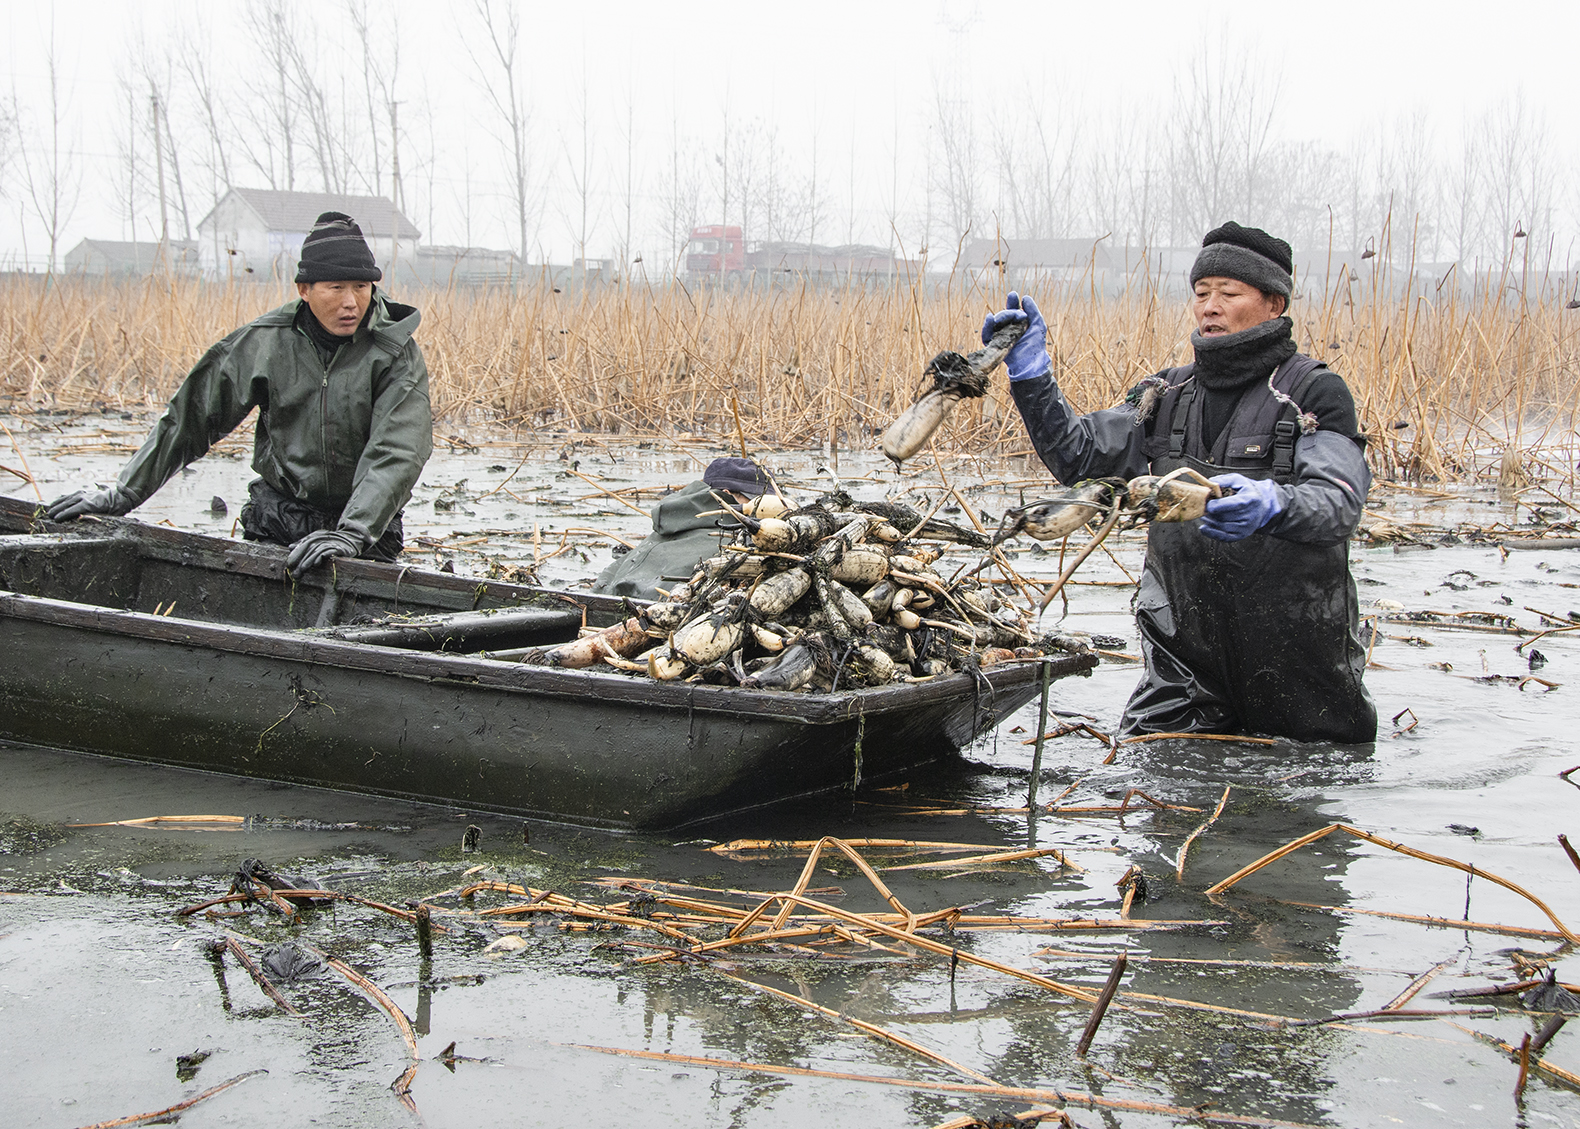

{"left": 1075, "top": 951, "right": 1127, "bottom": 1055}
{"left": 1559, "top": 834, "right": 1580, "bottom": 878}
{"left": 1175, "top": 785, "right": 1231, "bottom": 880}
{"left": 1448, "top": 1022, "right": 1580, "bottom": 1092}
{"left": 299, "top": 942, "right": 419, "bottom": 1060}
{"left": 71, "top": 1070, "right": 267, "bottom": 1129}
{"left": 1380, "top": 955, "right": 1458, "bottom": 1011}
{"left": 217, "top": 935, "right": 299, "bottom": 1014}
{"left": 1274, "top": 899, "right": 1566, "bottom": 941}
{"left": 1204, "top": 823, "right": 1579, "bottom": 942}
{"left": 69, "top": 814, "right": 246, "bottom": 828}
{"left": 719, "top": 972, "right": 1001, "bottom": 1086}
{"left": 569, "top": 1044, "right": 1326, "bottom": 1128}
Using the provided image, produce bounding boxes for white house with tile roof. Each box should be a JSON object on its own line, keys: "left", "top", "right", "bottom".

{"left": 196, "top": 189, "right": 420, "bottom": 281}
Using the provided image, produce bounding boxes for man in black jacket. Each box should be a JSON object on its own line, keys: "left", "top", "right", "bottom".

{"left": 987, "top": 221, "right": 1376, "bottom": 743}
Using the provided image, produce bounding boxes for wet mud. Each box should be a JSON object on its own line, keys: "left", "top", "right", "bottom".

{"left": 1, "top": 411, "right": 1577, "bottom": 1128}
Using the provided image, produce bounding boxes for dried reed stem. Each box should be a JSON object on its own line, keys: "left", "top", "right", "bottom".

{"left": 1380, "top": 955, "right": 1458, "bottom": 1011}
{"left": 1448, "top": 1022, "right": 1580, "bottom": 1092}
{"left": 299, "top": 942, "right": 419, "bottom": 1060}
{"left": 1175, "top": 785, "right": 1232, "bottom": 881}
{"left": 880, "top": 848, "right": 1081, "bottom": 873}
{"left": 71, "top": 1070, "right": 267, "bottom": 1129}
{"left": 1075, "top": 951, "right": 1127, "bottom": 1056}
{"left": 1118, "top": 732, "right": 1278, "bottom": 746}
{"left": 1274, "top": 899, "right": 1566, "bottom": 941}
{"left": 569, "top": 1044, "right": 1326, "bottom": 1127}
{"left": 719, "top": 972, "right": 1002, "bottom": 1086}
{"left": 1205, "top": 823, "right": 1578, "bottom": 942}
{"left": 220, "top": 935, "right": 300, "bottom": 1014}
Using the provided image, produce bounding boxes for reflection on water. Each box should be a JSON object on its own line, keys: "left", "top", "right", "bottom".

{"left": 2, "top": 420, "right": 1578, "bottom": 1126}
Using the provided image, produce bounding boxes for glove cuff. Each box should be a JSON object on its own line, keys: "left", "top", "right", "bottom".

{"left": 335, "top": 522, "right": 375, "bottom": 554}
{"left": 1006, "top": 353, "right": 1053, "bottom": 383}
{"left": 1256, "top": 479, "right": 1285, "bottom": 523}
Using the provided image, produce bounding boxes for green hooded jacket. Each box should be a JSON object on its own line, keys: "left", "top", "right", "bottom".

{"left": 115, "top": 291, "right": 433, "bottom": 543}
{"left": 591, "top": 480, "right": 737, "bottom": 601}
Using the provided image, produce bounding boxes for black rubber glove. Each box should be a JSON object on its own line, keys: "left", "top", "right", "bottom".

{"left": 285, "top": 529, "right": 369, "bottom": 579}
{"left": 46, "top": 486, "right": 137, "bottom": 522}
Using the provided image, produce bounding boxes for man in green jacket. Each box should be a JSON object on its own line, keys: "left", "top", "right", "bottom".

{"left": 47, "top": 212, "right": 434, "bottom": 578}
{"left": 592, "top": 457, "right": 775, "bottom": 601}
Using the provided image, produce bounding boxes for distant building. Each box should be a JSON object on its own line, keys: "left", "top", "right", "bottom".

{"left": 962, "top": 237, "right": 1121, "bottom": 284}
{"left": 64, "top": 239, "right": 200, "bottom": 278}
{"left": 196, "top": 189, "right": 420, "bottom": 281}
{"left": 389, "top": 245, "right": 522, "bottom": 287}
{"left": 961, "top": 238, "right": 1350, "bottom": 298}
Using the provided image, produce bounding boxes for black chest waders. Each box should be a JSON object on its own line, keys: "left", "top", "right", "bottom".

{"left": 1121, "top": 356, "right": 1377, "bottom": 743}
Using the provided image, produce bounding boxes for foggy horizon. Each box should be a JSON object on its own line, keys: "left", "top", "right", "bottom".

{"left": 3, "top": 0, "right": 1578, "bottom": 279}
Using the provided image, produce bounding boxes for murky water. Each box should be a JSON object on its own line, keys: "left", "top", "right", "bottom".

{"left": 2, "top": 411, "right": 1577, "bottom": 1128}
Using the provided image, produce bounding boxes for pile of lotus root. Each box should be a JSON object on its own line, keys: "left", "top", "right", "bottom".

{"left": 530, "top": 492, "right": 1099, "bottom": 691}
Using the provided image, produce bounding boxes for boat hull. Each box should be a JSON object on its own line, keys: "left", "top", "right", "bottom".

{"left": 0, "top": 497, "right": 1095, "bottom": 829}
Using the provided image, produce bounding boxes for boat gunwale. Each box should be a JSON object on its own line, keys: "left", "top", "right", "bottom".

{"left": 0, "top": 588, "right": 1095, "bottom": 723}
{"left": 0, "top": 496, "right": 1097, "bottom": 722}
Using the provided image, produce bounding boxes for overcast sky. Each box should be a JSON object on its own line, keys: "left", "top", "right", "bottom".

{"left": 3, "top": 0, "right": 1577, "bottom": 271}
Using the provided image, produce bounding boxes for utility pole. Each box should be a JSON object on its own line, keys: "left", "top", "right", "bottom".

{"left": 389, "top": 100, "right": 403, "bottom": 213}
{"left": 151, "top": 89, "right": 170, "bottom": 250}
{"left": 389, "top": 99, "right": 404, "bottom": 279}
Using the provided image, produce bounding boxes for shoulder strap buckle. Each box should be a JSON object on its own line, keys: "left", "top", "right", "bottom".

{"left": 1272, "top": 418, "right": 1298, "bottom": 478}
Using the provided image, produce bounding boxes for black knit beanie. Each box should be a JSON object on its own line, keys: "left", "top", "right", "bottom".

{"left": 295, "top": 211, "right": 382, "bottom": 283}
{"left": 1189, "top": 221, "right": 1292, "bottom": 299}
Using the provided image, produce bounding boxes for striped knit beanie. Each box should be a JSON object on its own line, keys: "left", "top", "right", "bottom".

{"left": 295, "top": 212, "right": 382, "bottom": 283}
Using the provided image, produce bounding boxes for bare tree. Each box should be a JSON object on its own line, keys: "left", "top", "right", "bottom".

{"left": 468, "top": 0, "right": 538, "bottom": 263}
{"left": 614, "top": 81, "right": 637, "bottom": 267}
{"left": 0, "top": 94, "right": 19, "bottom": 199}
{"left": 237, "top": 1, "right": 298, "bottom": 190}
{"left": 282, "top": 35, "right": 351, "bottom": 193}
{"left": 928, "top": 77, "right": 979, "bottom": 250}
{"left": 109, "top": 72, "right": 147, "bottom": 250}
{"left": 559, "top": 59, "right": 600, "bottom": 276}
{"left": 350, "top": 0, "right": 404, "bottom": 206}
{"left": 713, "top": 109, "right": 765, "bottom": 239}
{"left": 1165, "top": 35, "right": 1282, "bottom": 242}
{"left": 410, "top": 79, "right": 441, "bottom": 252}
{"left": 660, "top": 101, "right": 704, "bottom": 270}
{"left": 988, "top": 80, "right": 1080, "bottom": 241}
{"left": 14, "top": 27, "right": 80, "bottom": 274}
{"left": 1473, "top": 93, "right": 1554, "bottom": 261}
{"left": 137, "top": 49, "right": 194, "bottom": 242}
{"left": 176, "top": 22, "right": 233, "bottom": 203}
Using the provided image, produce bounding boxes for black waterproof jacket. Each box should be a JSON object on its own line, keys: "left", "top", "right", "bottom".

{"left": 114, "top": 291, "right": 433, "bottom": 546}
{"left": 1011, "top": 352, "right": 1377, "bottom": 744}
{"left": 591, "top": 481, "right": 736, "bottom": 601}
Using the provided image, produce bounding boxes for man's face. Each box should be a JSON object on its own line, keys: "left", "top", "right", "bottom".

{"left": 297, "top": 281, "right": 373, "bottom": 336}
{"left": 1192, "top": 277, "right": 1286, "bottom": 337}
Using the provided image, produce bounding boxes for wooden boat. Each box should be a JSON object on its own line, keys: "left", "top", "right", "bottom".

{"left": 0, "top": 494, "right": 1094, "bottom": 830}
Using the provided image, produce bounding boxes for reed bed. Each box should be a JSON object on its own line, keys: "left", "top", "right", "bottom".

{"left": 2, "top": 266, "right": 1576, "bottom": 486}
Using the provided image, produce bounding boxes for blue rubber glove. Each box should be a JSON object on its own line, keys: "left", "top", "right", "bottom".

{"left": 980, "top": 292, "right": 1051, "bottom": 382}
{"left": 1199, "top": 474, "right": 1283, "bottom": 541}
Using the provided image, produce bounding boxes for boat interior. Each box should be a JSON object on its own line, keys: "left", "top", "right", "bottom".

{"left": 0, "top": 496, "right": 605, "bottom": 657}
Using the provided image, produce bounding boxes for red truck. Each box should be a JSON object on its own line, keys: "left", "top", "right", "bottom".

{"left": 685, "top": 225, "right": 914, "bottom": 284}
